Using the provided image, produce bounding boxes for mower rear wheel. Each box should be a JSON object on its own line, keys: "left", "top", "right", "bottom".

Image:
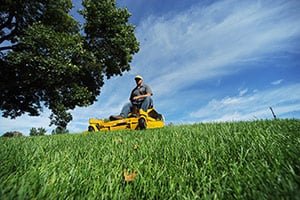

{"left": 138, "top": 118, "right": 147, "bottom": 130}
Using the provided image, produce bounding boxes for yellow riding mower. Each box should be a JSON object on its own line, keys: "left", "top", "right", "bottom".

{"left": 88, "top": 107, "right": 164, "bottom": 131}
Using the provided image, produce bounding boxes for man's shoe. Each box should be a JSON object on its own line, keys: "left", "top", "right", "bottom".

{"left": 109, "top": 115, "right": 124, "bottom": 121}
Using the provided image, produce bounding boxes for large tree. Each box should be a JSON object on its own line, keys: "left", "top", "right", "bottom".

{"left": 0, "top": 0, "right": 139, "bottom": 129}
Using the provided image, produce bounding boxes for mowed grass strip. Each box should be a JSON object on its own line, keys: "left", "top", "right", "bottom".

{"left": 0, "top": 119, "right": 299, "bottom": 199}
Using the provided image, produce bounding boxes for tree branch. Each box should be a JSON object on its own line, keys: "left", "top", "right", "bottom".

{"left": 0, "top": 10, "right": 14, "bottom": 30}
{"left": 0, "top": 45, "right": 14, "bottom": 51}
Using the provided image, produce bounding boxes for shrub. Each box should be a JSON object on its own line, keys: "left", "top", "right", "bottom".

{"left": 2, "top": 131, "right": 23, "bottom": 137}
{"left": 30, "top": 127, "right": 46, "bottom": 136}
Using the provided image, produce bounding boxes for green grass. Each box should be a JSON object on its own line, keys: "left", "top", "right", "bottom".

{"left": 1, "top": 119, "right": 300, "bottom": 199}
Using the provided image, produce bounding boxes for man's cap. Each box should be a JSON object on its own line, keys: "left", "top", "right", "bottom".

{"left": 135, "top": 75, "right": 143, "bottom": 80}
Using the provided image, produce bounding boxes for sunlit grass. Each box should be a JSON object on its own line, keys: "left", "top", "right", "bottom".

{"left": 1, "top": 119, "right": 299, "bottom": 199}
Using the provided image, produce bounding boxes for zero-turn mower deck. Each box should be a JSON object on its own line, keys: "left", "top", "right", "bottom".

{"left": 88, "top": 108, "right": 164, "bottom": 131}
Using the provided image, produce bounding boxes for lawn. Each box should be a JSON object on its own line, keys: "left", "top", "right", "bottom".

{"left": 0, "top": 119, "right": 299, "bottom": 199}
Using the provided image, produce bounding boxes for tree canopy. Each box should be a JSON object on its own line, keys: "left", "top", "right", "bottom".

{"left": 0, "top": 0, "right": 139, "bottom": 129}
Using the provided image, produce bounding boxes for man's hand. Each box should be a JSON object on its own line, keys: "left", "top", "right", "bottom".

{"left": 132, "top": 93, "right": 151, "bottom": 101}
{"left": 132, "top": 96, "right": 140, "bottom": 100}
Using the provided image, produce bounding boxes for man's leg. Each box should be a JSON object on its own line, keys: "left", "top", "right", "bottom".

{"left": 120, "top": 102, "right": 132, "bottom": 118}
{"left": 141, "top": 96, "right": 152, "bottom": 112}
{"left": 110, "top": 102, "right": 132, "bottom": 120}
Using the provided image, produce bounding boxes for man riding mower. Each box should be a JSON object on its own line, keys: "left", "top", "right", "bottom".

{"left": 88, "top": 75, "right": 164, "bottom": 131}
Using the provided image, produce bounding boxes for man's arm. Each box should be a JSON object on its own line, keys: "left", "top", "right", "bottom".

{"left": 132, "top": 93, "right": 151, "bottom": 100}
{"left": 133, "top": 84, "right": 152, "bottom": 100}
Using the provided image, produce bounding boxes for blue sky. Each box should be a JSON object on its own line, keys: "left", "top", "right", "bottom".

{"left": 1, "top": 0, "right": 300, "bottom": 135}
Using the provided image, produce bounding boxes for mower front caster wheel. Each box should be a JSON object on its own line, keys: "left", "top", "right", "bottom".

{"left": 88, "top": 126, "right": 95, "bottom": 132}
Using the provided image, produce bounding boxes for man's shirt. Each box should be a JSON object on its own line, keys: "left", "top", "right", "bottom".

{"left": 130, "top": 84, "right": 152, "bottom": 103}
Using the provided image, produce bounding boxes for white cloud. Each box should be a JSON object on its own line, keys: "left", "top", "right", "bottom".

{"left": 0, "top": 110, "right": 52, "bottom": 135}
{"left": 190, "top": 83, "right": 300, "bottom": 121}
{"left": 271, "top": 79, "right": 283, "bottom": 85}
{"left": 239, "top": 88, "right": 248, "bottom": 96}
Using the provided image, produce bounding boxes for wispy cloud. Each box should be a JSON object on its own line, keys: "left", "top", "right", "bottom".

{"left": 239, "top": 88, "right": 248, "bottom": 96}
{"left": 0, "top": 110, "right": 52, "bottom": 135}
{"left": 190, "top": 83, "right": 300, "bottom": 121}
{"left": 271, "top": 79, "right": 283, "bottom": 85}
